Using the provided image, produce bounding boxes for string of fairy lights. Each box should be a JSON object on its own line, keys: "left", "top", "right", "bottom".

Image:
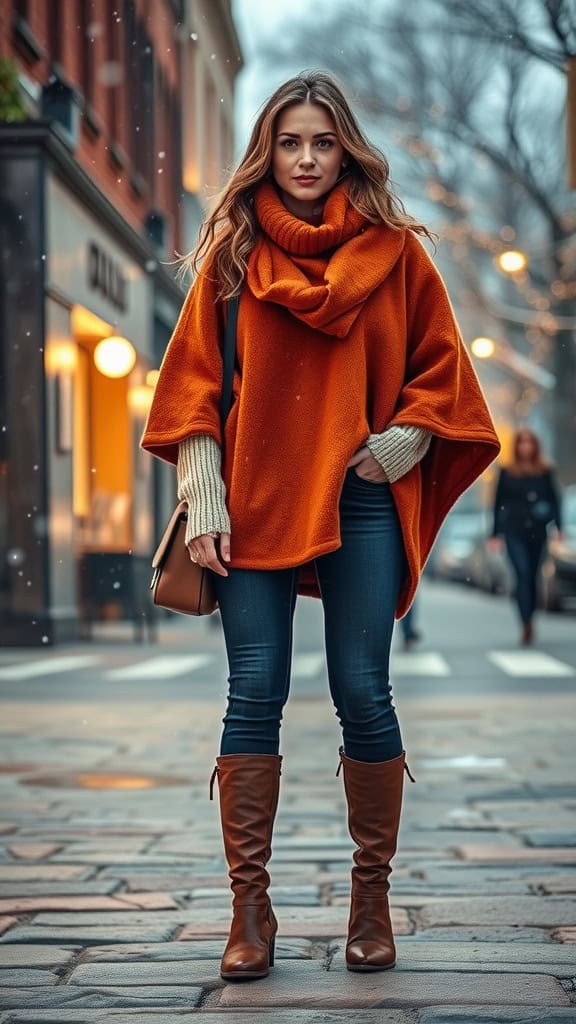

{"left": 387, "top": 116, "right": 576, "bottom": 425}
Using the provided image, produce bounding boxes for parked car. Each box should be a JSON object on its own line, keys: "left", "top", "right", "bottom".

{"left": 541, "top": 485, "right": 576, "bottom": 612}
{"left": 467, "top": 533, "right": 513, "bottom": 595}
{"left": 427, "top": 511, "right": 487, "bottom": 584}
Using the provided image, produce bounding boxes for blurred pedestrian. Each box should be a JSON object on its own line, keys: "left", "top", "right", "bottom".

{"left": 400, "top": 595, "right": 422, "bottom": 649}
{"left": 490, "top": 428, "right": 562, "bottom": 645}
{"left": 141, "top": 72, "right": 499, "bottom": 982}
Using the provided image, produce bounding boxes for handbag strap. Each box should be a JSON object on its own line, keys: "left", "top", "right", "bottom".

{"left": 220, "top": 294, "right": 239, "bottom": 425}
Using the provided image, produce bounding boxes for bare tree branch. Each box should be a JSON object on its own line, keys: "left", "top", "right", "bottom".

{"left": 253, "top": 0, "right": 576, "bottom": 475}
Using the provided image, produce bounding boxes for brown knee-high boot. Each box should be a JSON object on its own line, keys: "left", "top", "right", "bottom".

{"left": 337, "top": 747, "right": 414, "bottom": 972}
{"left": 209, "top": 753, "right": 282, "bottom": 981}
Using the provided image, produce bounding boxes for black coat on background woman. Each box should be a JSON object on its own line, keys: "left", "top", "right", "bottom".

{"left": 491, "top": 428, "right": 562, "bottom": 645}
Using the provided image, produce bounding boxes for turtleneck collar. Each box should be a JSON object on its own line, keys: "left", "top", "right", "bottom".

{"left": 254, "top": 179, "right": 367, "bottom": 256}
{"left": 248, "top": 178, "right": 407, "bottom": 338}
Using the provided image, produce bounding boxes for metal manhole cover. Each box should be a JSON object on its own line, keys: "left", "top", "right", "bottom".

{"left": 20, "top": 772, "right": 190, "bottom": 790}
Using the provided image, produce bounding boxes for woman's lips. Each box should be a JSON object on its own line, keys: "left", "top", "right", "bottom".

{"left": 294, "top": 176, "right": 320, "bottom": 185}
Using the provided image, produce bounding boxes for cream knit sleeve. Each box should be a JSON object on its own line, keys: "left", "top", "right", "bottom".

{"left": 366, "top": 425, "right": 432, "bottom": 482}
{"left": 177, "top": 434, "right": 231, "bottom": 546}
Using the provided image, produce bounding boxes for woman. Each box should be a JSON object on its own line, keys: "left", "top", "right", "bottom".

{"left": 141, "top": 71, "right": 500, "bottom": 982}
{"left": 491, "top": 428, "right": 562, "bottom": 645}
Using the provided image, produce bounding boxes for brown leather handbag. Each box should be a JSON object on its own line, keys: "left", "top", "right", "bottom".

{"left": 150, "top": 500, "right": 217, "bottom": 615}
{"left": 149, "top": 295, "right": 239, "bottom": 616}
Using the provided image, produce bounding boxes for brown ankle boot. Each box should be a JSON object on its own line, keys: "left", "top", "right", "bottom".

{"left": 337, "top": 747, "right": 414, "bottom": 972}
{"left": 210, "top": 753, "right": 282, "bottom": 981}
{"left": 521, "top": 621, "right": 534, "bottom": 646}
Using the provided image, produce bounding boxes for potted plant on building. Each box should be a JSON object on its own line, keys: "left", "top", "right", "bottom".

{"left": 0, "top": 58, "right": 27, "bottom": 122}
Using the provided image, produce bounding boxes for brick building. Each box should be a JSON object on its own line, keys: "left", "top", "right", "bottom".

{"left": 0, "top": 1, "right": 243, "bottom": 645}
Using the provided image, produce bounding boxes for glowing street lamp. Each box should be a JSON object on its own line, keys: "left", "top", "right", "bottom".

{"left": 470, "top": 335, "right": 555, "bottom": 389}
{"left": 93, "top": 335, "right": 136, "bottom": 378}
{"left": 495, "top": 249, "right": 528, "bottom": 274}
{"left": 45, "top": 339, "right": 77, "bottom": 374}
{"left": 471, "top": 336, "right": 496, "bottom": 359}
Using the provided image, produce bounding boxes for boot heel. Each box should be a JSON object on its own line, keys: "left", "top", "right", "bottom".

{"left": 268, "top": 934, "right": 275, "bottom": 967}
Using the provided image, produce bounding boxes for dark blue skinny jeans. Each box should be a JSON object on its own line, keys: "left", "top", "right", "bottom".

{"left": 505, "top": 533, "right": 546, "bottom": 625}
{"left": 211, "top": 467, "right": 407, "bottom": 763}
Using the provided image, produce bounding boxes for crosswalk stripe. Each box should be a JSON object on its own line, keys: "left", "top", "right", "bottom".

{"left": 292, "top": 653, "right": 325, "bottom": 678}
{"left": 391, "top": 652, "right": 451, "bottom": 676}
{"left": 0, "top": 655, "right": 100, "bottom": 681}
{"left": 1, "top": 648, "right": 572, "bottom": 686}
{"left": 488, "top": 650, "right": 576, "bottom": 677}
{"left": 105, "top": 654, "right": 213, "bottom": 681}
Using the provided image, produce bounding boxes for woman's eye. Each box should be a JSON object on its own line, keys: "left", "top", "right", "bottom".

{"left": 278, "top": 139, "right": 334, "bottom": 150}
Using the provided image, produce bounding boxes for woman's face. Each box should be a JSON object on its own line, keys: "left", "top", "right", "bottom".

{"left": 272, "top": 102, "right": 346, "bottom": 213}
{"left": 517, "top": 432, "right": 537, "bottom": 460}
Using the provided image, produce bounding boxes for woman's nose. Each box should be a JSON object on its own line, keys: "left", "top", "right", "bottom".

{"left": 299, "top": 148, "right": 315, "bottom": 167}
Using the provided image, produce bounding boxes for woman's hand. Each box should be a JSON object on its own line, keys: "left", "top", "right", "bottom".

{"left": 187, "top": 532, "right": 231, "bottom": 577}
{"left": 347, "top": 445, "right": 388, "bottom": 482}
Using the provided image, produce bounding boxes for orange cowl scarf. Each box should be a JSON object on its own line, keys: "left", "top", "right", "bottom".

{"left": 141, "top": 180, "right": 500, "bottom": 616}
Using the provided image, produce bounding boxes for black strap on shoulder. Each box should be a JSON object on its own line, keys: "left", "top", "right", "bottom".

{"left": 220, "top": 294, "right": 239, "bottom": 425}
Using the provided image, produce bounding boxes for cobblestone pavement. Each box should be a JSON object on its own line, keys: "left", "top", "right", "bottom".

{"left": 0, "top": 583, "right": 575, "bottom": 1022}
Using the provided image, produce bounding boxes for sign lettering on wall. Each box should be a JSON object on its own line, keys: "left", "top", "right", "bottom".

{"left": 87, "top": 242, "right": 128, "bottom": 313}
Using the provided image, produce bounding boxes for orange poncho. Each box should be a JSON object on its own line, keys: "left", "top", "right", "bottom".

{"left": 141, "top": 181, "right": 500, "bottom": 616}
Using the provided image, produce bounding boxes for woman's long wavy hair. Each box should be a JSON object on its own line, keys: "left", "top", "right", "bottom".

{"left": 183, "top": 70, "right": 436, "bottom": 299}
{"left": 507, "top": 427, "right": 551, "bottom": 476}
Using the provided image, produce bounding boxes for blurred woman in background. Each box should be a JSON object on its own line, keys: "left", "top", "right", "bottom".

{"left": 491, "top": 428, "right": 562, "bottom": 645}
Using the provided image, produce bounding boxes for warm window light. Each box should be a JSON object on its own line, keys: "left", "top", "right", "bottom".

{"left": 471, "top": 337, "right": 496, "bottom": 359}
{"left": 45, "top": 340, "right": 77, "bottom": 374}
{"left": 128, "top": 384, "right": 154, "bottom": 415}
{"left": 45, "top": 340, "right": 77, "bottom": 453}
{"left": 71, "top": 304, "right": 111, "bottom": 340}
{"left": 146, "top": 369, "right": 160, "bottom": 388}
{"left": 93, "top": 335, "right": 136, "bottom": 378}
{"left": 496, "top": 249, "right": 528, "bottom": 274}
